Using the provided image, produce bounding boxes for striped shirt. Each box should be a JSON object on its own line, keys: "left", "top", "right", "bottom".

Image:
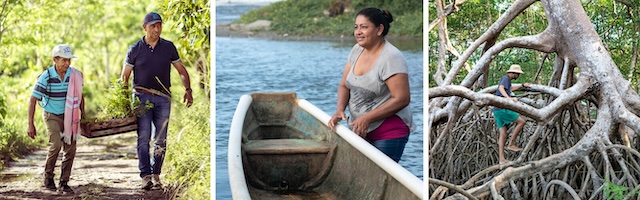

{"left": 32, "top": 66, "right": 75, "bottom": 114}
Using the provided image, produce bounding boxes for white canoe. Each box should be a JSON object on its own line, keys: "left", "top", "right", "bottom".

{"left": 228, "top": 92, "right": 423, "bottom": 199}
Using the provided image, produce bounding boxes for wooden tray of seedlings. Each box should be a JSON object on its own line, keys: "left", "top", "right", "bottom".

{"left": 81, "top": 116, "right": 137, "bottom": 138}
{"left": 80, "top": 81, "right": 153, "bottom": 138}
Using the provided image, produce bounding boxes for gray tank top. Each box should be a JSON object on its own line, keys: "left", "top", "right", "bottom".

{"left": 345, "top": 41, "right": 415, "bottom": 133}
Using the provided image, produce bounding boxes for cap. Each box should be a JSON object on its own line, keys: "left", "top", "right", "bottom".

{"left": 506, "top": 64, "right": 524, "bottom": 74}
{"left": 51, "top": 44, "right": 77, "bottom": 59}
{"left": 144, "top": 12, "right": 162, "bottom": 25}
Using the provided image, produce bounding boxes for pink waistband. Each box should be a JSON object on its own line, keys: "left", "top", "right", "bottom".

{"left": 366, "top": 115, "right": 410, "bottom": 141}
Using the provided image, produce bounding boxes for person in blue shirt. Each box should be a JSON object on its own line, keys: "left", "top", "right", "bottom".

{"left": 27, "top": 44, "right": 84, "bottom": 194}
{"left": 493, "top": 64, "right": 530, "bottom": 164}
{"left": 120, "top": 11, "right": 193, "bottom": 190}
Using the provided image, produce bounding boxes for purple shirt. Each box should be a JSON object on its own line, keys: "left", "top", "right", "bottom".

{"left": 124, "top": 36, "right": 180, "bottom": 94}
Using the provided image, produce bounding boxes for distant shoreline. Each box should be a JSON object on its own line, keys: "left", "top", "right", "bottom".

{"left": 216, "top": 23, "right": 422, "bottom": 42}
{"left": 216, "top": 23, "right": 354, "bottom": 41}
{"left": 214, "top": 0, "right": 422, "bottom": 42}
{"left": 215, "top": 0, "right": 282, "bottom": 7}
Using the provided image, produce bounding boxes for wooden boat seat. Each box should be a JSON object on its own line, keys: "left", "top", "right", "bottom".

{"left": 244, "top": 139, "right": 330, "bottom": 155}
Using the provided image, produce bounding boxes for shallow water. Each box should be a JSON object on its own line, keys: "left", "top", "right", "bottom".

{"left": 215, "top": 4, "right": 423, "bottom": 199}
{"left": 215, "top": 36, "right": 423, "bottom": 199}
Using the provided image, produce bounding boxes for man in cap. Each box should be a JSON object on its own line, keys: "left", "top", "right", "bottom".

{"left": 120, "top": 11, "right": 193, "bottom": 190}
{"left": 28, "top": 44, "right": 85, "bottom": 194}
{"left": 493, "top": 64, "right": 530, "bottom": 165}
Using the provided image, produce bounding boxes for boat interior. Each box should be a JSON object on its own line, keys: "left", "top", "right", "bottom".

{"left": 240, "top": 92, "right": 420, "bottom": 200}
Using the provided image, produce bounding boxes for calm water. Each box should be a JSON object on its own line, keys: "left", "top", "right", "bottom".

{"left": 215, "top": 4, "right": 423, "bottom": 199}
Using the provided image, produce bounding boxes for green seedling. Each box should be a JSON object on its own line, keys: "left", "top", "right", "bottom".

{"left": 82, "top": 80, "right": 153, "bottom": 123}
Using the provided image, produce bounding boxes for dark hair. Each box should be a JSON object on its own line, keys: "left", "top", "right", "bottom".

{"left": 356, "top": 8, "right": 394, "bottom": 36}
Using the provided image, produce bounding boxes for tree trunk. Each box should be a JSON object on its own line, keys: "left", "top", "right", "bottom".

{"left": 429, "top": 0, "right": 640, "bottom": 199}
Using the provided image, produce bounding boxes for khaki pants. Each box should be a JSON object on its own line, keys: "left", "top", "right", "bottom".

{"left": 43, "top": 112, "right": 76, "bottom": 182}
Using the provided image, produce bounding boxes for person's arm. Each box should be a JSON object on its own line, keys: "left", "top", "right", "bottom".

{"left": 80, "top": 96, "right": 86, "bottom": 119}
{"left": 512, "top": 84, "right": 524, "bottom": 91}
{"left": 498, "top": 85, "right": 517, "bottom": 101}
{"left": 172, "top": 61, "right": 193, "bottom": 107}
{"left": 512, "top": 84, "right": 522, "bottom": 91}
{"left": 498, "top": 85, "right": 510, "bottom": 98}
{"left": 27, "top": 96, "right": 38, "bottom": 139}
{"left": 329, "top": 61, "right": 351, "bottom": 131}
{"left": 121, "top": 45, "right": 136, "bottom": 89}
{"left": 120, "top": 64, "right": 133, "bottom": 89}
{"left": 512, "top": 82, "right": 531, "bottom": 91}
{"left": 349, "top": 73, "right": 410, "bottom": 137}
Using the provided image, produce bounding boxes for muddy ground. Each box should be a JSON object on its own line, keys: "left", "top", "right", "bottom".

{"left": 0, "top": 133, "right": 172, "bottom": 200}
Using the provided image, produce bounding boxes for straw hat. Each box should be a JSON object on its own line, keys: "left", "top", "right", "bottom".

{"left": 507, "top": 64, "right": 524, "bottom": 74}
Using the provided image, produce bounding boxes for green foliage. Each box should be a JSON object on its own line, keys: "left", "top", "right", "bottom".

{"left": 0, "top": 92, "right": 40, "bottom": 170}
{"left": 0, "top": 120, "right": 36, "bottom": 170}
{"left": 85, "top": 80, "right": 154, "bottom": 122}
{"left": 429, "top": 0, "right": 640, "bottom": 88}
{"left": 158, "top": 0, "right": 211, "bottom": 97}
{"left": 429, "top": 0, "right": 548, "bottom": 87}
{"left": 164, "top": 96, "right": 210, "bottom": 199}
{"left": 584, "top": 0, "right": 640, "bottom": 90}
{"left": 0, "top": 0, "right": 210, "bottom": 197}
{"left": 351, "top": 0, "right": 420, "bottom": 16}
{"left": 158, "top": 0, "right": 210, "bottom": 57}
{"left": 0, "top": 95, "right": 6, "bottom": 126}
{"left": 394, "top": 9, "right": 423, "bottom": 36}
{"left": 603, "top": 179, "right": 640, "bottom": 200}
{"left": 157, "top": 1, "right": 211, "bottom": 197}
{"left": 0, "top": 71, "right": 45, "bottom": 169}
{"left": 238, "top": 0, "right": 422, "bottom": 37}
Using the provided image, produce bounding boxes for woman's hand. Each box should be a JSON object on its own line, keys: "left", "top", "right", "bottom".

{"left": 329, "top": 111, "right": 346, "bottom": 131}
{"left": 349, "top": 115, "right": 371, "bottom": 138}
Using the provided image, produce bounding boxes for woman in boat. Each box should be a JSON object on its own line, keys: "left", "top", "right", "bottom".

{"left": 328, "top": 8, "right": 414, "bottom": 162}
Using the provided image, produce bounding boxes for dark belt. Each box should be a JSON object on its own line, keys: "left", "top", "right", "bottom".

{"left": 134, "top": 89, "right": 156, "bottom": 95}
{"left": 133, "top": 87, "right": 171, "bottom": 99}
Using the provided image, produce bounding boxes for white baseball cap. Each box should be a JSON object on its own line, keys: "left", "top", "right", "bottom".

{"left": 51, "top": 44, "right": 77, "bottom": 59}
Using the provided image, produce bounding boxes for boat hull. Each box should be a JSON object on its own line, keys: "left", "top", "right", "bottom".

{"left": 228, "top": 92, "right": 423, "bottom": 199}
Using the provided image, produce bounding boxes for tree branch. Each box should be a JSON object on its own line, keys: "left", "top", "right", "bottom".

{"left": 427, "top": 0, "right": 468, "bottom": 32}
{"left": 429, "top": 178, "right": 478, "bottom": 200}
{"left": 545, "top": 180, "right": 581, "bottom": 200}
{"left": 615, "top": 0, "right": 634, "bottom": 8}
{"left": 458, "top": 31, "right": 556, "bottom": 88}
{"left": 559, "top": 56, "right": 571, "bottom": 90}
{"left": 466, "top": 111, "right": 614, "bottom": 196}
{"left": 442, "top": 0, "right": 538, "bottom": 86}
{"left": 434, "top": 0, "right": 448, "bottom": 86}
{"left": 429, "top": 30, "right": 560, "bottom": 125}
{"left": 429, "top": 77, "right": 590, "bottom": 121}
{"left": 615, "top": 108, "right": 640, "bottom": 137}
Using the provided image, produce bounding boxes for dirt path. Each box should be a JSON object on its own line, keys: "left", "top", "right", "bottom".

{"left": 0, "top": 133, "right": 170, "bottom": 200}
